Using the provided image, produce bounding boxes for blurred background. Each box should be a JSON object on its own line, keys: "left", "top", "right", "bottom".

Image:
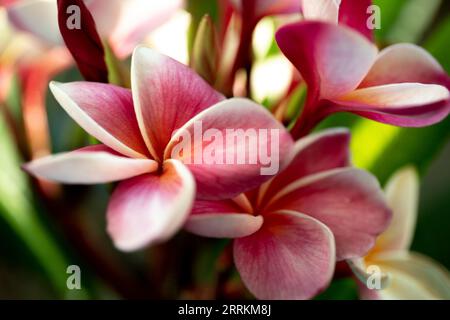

{"left": 0, "top": 0, "right": 449, "bottom": 299}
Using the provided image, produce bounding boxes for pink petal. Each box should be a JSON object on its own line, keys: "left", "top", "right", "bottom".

{"left": 49, "top": 81, "right": 149, "bottom": 158}
{"left": 234, "top": 210, "right": 335, "bottom": 300}
{"left": 7, "top": 0, "right": 62, "bottom": 46}
{"left": 191, "top": 198, "right": 247, "bottom": 215}
{"left": 301, "top": 0, "right": 340, "bottom": 23}
{"left": 186, "top": 213, "right": 263, "bottom": 238}
{"left": 23, "top": 145, "right": 157, "bottom": 184}
{"left": 331, "top": 83, "right": 450, "bottom": 127}
{"left": 107, "top": 0, "right": 183, "bottom": 58}
{"left": 0, "top": 1, "right": 18, "bottom": 7}
{"left": 360, "top": 44, "right": 450, "bottom": 89}
{"left": 84, "top": 0, "right": 123, "bottom": 38}
{"left": 260, "top": 128, "right": 350, "bottom": 207}
{"left": 165, "top": 98, "right": 295, "bottom": 200}
{"left": 131, "top": 46, "right": 224, "bottom": 160}
{"left": 276, "top": 21, "right": 378, "bottom": 100}
{"left": 107, "top": 159, "right": 195, "bottom": 251}
{"left": 338, "top": 0, "right": 374, "bottom": 41}
{"left": 266, "top": 168, "right": 391, "bottom": 260}
{"left": 186, "top": 198, "right": 262, "bottom": 238}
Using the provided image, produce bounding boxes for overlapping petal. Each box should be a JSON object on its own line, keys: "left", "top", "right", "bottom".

{"left": 260, "top": 128, "right": 350, "bottom": 206}
{"left": 131, "top": 46, "right": 224, "bottom": 160}
{"left": 331, "top": 83, "right": 450, "bottom": 127}
{"left": 107, "top": 159, "right": 195, "bottom": 251}
{"left": 266, "top": 168, "right": 391, "bottom": 260}
{"left": 277, "top": 21, "right": 450, "bottom": 131}
{"left": 166, "top": 98, "right": 294, "bottom": 200}
{"left": 187, "top": 213, "right": 263, "bottom": 239}
{"left": 369, "top": 252, "right": 450, "bottom": 300}
{"left": 49, "top": 81, "right": 149, "bottom": 158}
{"left": 360, "top": 44, "right": 450, "bottom": 89}
{"left": 186, "top": 198, "right": 262, "bottom": 238}
{"left": 23, "top": 145, "right": 157, "bottom": 184}
{"left": 234, "top": 210, "right": 335, "bottom": 299}
{"left": 276, "top": 21, "right": 378, "bottom": 100}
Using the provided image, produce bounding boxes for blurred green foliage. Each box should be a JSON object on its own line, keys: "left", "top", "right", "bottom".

{"left": 0, "top": 108, "right": 88, "bottom": 298}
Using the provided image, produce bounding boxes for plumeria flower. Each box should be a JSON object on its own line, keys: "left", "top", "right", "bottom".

{"left": 276, "top": 21, "right": 450, "bottom": 138}
{"left": 227, "top": 0, "right": 373, "bottom": 111}
{"left": 23, "top": 47, "right": 294, "bottom": 251}
{"left": 186, "top": 128, "right": 391, "bottom": 299}
{"left": 2, "top": 0, "right": 182, "bottom": 160}
{"left": 350, "top": 167, "right": 450, "bottom": 300}
{"left": 6, "top": 0, "right": 183, "bottom": 59}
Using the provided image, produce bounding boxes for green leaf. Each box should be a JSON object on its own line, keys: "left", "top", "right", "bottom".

{"left": 374, "top": 0, "right": 409, "bottom": 42}
{"left": 104, "top": 41, "right": 131, "bottom": 88}
{"left": 381, "top": 0, "right": 442, "bottom": 44}
{"left": 424, "top": 16, "right": 450, "bottom": 72}
{"left": 193, "top": 239, "right": 229, "bottom": 285}
{"left": 285, "top": 84, "right": 307, "bottom": 129}
{"left": 370, "top": 119, "right": 449, "bottom": 184}
{"left": 0, "top": 113, "right": 89, "bottom": 298}
{"left": 350, "top": 120, "right": 401, "bottom": 173}
{"left": 349, "top": 117, "right": 449, "bottom": 186}
{"left": 315, "top": 278, "right": 358, "bottom": 300}
{"left": 46, "top": 67, "right": 89, "bottom": 153}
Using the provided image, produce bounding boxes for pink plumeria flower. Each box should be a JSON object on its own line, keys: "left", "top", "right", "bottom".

{"left": 6, "top": 0, "right": 183, "bottom": 58}
{"left": 186, "top": 128, "right": 391, "bottom": 299}
{"left": 350, "top": 167, "right": 450, "bottom": 300}
{"left": 276, "top": 21, "right": 450, "bottom": 138}
{"left": 23, "top": 47, "right": 294, "bottom": 251}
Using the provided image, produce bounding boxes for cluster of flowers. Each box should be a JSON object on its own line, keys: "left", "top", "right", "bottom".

{"left": 1, "top": 0, "right": 449, "bottom": 299}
